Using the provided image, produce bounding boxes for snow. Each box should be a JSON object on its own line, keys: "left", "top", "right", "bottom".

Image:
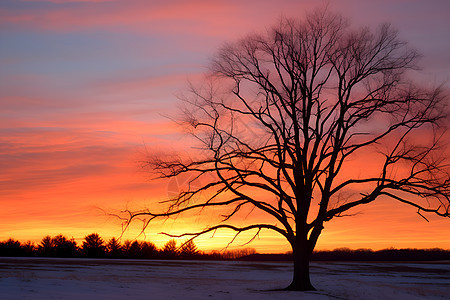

{"left": 0, "top": 257, "right": 449, "bottom": 299}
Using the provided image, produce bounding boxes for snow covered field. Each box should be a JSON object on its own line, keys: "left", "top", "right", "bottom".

{"left": 0, "top": 257, "right": 449, "bottom": 299}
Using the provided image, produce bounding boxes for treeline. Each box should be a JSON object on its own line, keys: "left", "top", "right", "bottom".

{"left": 241, "top": 248, "right": 450, "bottom": 262}
{"left": 0, "top": 234, "right": 255, "bottom": 260}
{"left": 311, "top": 247, "right": 450, "bottom": 261}
{"left": 2, "top": 235, "right": 449, "bottom": 261}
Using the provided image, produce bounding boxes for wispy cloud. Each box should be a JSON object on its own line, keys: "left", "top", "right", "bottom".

{"left": 0, "top": 1, "right": 239, "bottom": 34}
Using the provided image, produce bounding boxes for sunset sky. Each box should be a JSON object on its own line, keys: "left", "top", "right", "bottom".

{"left": 1, "top": 0, "right": 449, "bottom": 252}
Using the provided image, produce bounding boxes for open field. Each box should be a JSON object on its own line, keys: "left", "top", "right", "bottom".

{"left": 0, "top": 257, "right": 449, "bottom": 299}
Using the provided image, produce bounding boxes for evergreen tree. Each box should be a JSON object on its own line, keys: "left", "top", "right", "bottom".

{"left": 82, "top": 233, "right": 106, "bottom": 258}
{"left": 106, "top": 237, "right": 123, "bottom": 258}
{"left": 180, "top": 240, "right": 199, "bottom": 259}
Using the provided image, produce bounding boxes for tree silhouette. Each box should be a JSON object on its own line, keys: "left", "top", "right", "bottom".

{"left": 21, "top": 241, "right": 36, "bottom": 256}
{"left": 82, "top": 233, "right": 106, "bottom": 258}
{"left": 122, "top": 239, "right": 133, "bottom": 256}
{"left": 38, "top": 235, "right": 55, "bottom": 257}
{"left": 127, "top": 8, "right": 450, "bottom": 291}
{"left": 43, "top": 235, "right": 78, "bottom": 257}
{"left": 106, "top": 237, "right": 123, "bottom": 258}
{"left": 0, "top": 238, "right": 24, "bottom": 256}
{"left": 180, "top": 240, "right": 199, "bottom": 259}
{"left": 162, "top": 239, "right": 179, "bottom": 259}
{"left": 140, "top": 241, "right": 158, "bottom": 259}
{"left": 127, "top": 240, "right": 142, "bottom": 258}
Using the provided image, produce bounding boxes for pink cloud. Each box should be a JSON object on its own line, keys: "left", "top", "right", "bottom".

{"left": 0, "top": 0, "right": 316, "bottom": 38}
{"left": 22, "top": 0, "right": 115, "bottom": 2}
{"left": 90, "top": 70, "right": 203, "bottom": 98}
{"left": 0, "top": 1, "right": 236, "bottom": 33}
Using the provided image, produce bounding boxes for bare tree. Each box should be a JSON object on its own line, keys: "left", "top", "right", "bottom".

{"left": 127, "top": 9, "right": 450, "bottom": 291}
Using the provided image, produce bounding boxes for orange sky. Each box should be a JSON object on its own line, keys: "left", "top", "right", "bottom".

{"left": 1, "top": 0, "right": 449, "bottom": 253}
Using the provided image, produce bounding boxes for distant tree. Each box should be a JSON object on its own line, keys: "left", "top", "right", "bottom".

{"left": 310, "top": 248, "right": 450, "bottom": 261}
{"left": 207, "top": 250, "right": 223, "bottom": 260}
{"left": 82, "top": 233, "right": 106, "bottom": 258}
{"left": 0, "top": 238, "right": 23, "bottom": 256}
{"left": 126, "top": 240, "right": 142, "bottom": 258}
{"left": 140, "top": 241, "right": 158, "bottom": 259}
{"left": 126, "top": 8, "right": 450, "bottom": 291}
{"left": 51, "top": 235, "right": 79, "bottom": 257}
{"left": 122, "top": 239, "right": 133, "bottom": 257}
{"left": 180, "top": 240, "right": 199, "bottom": 259}
{"left": 106, "top": 237, "right": 123, "bottom": 258}
{"left": 222, "top": 248, "right": 257, "bottom": 260}
{"left": 38, "top": 235, "right": 55, "bottom": 256}
{"left": 119, "top": 240, "right": 158, "bottom": 259}
{"left": 162, "top": 239, "right": 178, "bottom": 258}
{"left": 21, "top": 241, "right": 36, "bottom": 256}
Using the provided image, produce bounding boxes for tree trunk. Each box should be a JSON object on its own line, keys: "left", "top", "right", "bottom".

{"left": 286, "top": 241, "right": 315, "bottom": 291}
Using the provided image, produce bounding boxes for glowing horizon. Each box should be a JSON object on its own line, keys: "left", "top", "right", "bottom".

{"left": 1, "top": 0, "right": 450, "bottom": 253}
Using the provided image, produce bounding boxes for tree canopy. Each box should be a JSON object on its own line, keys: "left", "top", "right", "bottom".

{"left": 128, "top": 8, "right": 449, "bottom": 291}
